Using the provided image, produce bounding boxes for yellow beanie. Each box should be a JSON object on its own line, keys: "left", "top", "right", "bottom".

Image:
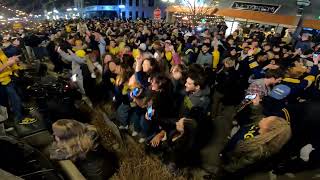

{"left": 75, "top": 50, "right": 86, "bottom": 58}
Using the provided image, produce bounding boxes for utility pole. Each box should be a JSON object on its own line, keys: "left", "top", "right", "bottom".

{"left": 74, "top": 0, "right": 84, "bottom": 17}
{"left": 295, "top": 0, "right": 311, "bottom": 36}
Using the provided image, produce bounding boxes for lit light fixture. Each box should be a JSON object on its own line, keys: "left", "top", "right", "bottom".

{"left": 53, "top": 9, "right": 59, "bottom": 13}
{"left": 0, "top": 15, "right": 3, "bottom": 19}
{"left": 118, "top": 5, "right": 125, "bottom": 9}
{"left": 67, "top": 8, "right": 72, "bottom": 11}
{"left": 73, "top": 8, "right": 77, "bottom": 11}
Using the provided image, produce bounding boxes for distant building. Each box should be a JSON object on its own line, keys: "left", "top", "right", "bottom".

{"left": 83, "top": 0, "right": 166, "bottom": 19}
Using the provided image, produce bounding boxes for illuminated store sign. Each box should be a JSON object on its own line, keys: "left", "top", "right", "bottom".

{"left": 231, "top": 1, "right": 281, "bottom": 14}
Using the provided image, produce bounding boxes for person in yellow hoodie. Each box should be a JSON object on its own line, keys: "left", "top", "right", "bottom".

{"left": 0, "top": 50, "right": 36, "bottom": 125}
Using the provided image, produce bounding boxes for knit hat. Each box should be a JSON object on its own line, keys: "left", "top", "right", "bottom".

{"left": 75, "top": 50, "right": 86, "bottom": 58}
{"left": 138, "top": 43, "right": 147, "bottom": 51}
{"left": 269, "top": 84, "right": 291, "bottom": 100}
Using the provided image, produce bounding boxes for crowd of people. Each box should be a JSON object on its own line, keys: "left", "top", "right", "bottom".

{"left": 1, "top": 18, "right": 320, "bottom": 179}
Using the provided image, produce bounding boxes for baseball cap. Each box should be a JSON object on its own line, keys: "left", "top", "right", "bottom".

{"left": 269, "top": 84, "right": 291, "bottom": 100}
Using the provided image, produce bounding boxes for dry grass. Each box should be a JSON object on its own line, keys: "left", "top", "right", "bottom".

{"left": 111, "top": 140, "right": 187, "bottom": 180}
{"left": 89, "top": 102, "right": 188, "bottom": 180}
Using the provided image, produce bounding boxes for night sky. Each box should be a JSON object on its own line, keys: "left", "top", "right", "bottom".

{"left": 0, "top": 0, "right": 119, "bottom": 13}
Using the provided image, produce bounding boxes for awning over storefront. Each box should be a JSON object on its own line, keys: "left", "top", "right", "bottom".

{"left": 166, "top": 5, "right": 298, "bottom": 26}
{"left": 302, "top": 19, "right": 320, "bottom": 30}
{"left": 215, "top": 8, "right": 298, "bottom": 26}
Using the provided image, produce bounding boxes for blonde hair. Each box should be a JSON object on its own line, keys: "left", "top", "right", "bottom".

{"left": 223, "top": 57, "right": 235, "bottom": 68}
{"left": 285, "top": 66, "right": 307, "bottom": 78}
{"left": 52, "top": 119, "right": 97, "bottom": 160}
{"left": 235, "top": 117, "right": 291, "bottom": 158}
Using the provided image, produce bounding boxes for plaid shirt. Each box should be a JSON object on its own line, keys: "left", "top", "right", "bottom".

{"left": 246, "top": 79, "right": 270, "bottom": 98}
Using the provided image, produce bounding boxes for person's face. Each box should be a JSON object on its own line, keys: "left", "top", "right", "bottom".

{"left": 258, "top": 117, "right": 274, "bottom": 134}
{"left": 176, "top": 118, "right": 184, "bottom": 132}
{"left": 228, "top": 39, "right": 234, "bottom": 46}
{"left": 142, "top": 59, "right": 152, "bottom": 73}
{"left": 171, "top": 66, "right": 182, "bottom": 80}
{"left": 230, "top": 49, "right": 237, "bottom": 56}
{"left": 270, "top": 77, "right": 282, "bottom": 85}
{"left": 252, "top": 41, "right": 258, "bottom": 48}
{"left": 185, "top": 77, "right": 198, "bottom": 93}
{"left": 104, "top": 55, "right": 112, "bottom": 64}
{"left": 110, "top": 40, "right": 116, "bottom": 48}
{"left": 258, "top": 55, "right": 267, "bottom": 62}
{"left": 151, "top": 78, "right": 160, "bottom": 91}
{"left": 109, "top": 62, "right": 117, "bottom": 73}
{"left": 232, "top": 31, "right": 238, "bottom": 37}
{"left": 115, "top": 66, "right": 123, "bottom": 75}
{"left": 302, "top": 34, "right": 309, "bottom": 41}
{"left": 273, "top": 47, "right": 280, "bottom": 53}
{"left": 264, "top": 45, "right": 271, "bottom": 52}
{"left": 204, "top": 38, "right": 210, "bottom": 44}
{"left": 192, "top": 39, "right": 197, "bottom": 45}
{"left": 242, "top": 42, "right": 249, "bottom": 48}
{"left": 202, "top": 45, "right": 209, "bottom": 53}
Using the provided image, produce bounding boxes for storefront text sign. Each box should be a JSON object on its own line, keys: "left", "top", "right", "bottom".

{"left": 231, "top": 1, "right": 281, "bottom": 14}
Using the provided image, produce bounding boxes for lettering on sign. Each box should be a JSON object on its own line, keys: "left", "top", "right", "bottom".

{"left": 231, "top": 1, "right": 281, "bottom": 14}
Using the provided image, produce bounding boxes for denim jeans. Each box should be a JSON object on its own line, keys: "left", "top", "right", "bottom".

{"left": 116, "top": 104, "right": 144, "bottom": 131}
{"left": 140, "top": 117, "right": 157, "bottom": 140}
{"left": 116, "top": 103, "right": 130, "bottom": 126}
{"left": 5, "top": 82, "right": 23, "bottom": 122}
{"left": 129, "top": 107, "right": 144, "bottom": 133}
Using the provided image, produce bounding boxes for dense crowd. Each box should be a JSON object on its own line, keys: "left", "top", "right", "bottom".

{"left": 1, "top": 18, "right": 320, "bottom": 179}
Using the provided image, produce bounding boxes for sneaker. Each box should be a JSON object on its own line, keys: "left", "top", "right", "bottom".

{"left": 138, "top": 138, "right": 145, "bottom": 143}
{"left": 131, "top": 131, "right": 138, "bottom": 137}
{"left": 119, "top": 125, "right": 129, "bottom": 130}
{"left": 19, "top": 117, "right": 37, "bottom": 125}
{"left": 5, "top": 127, "right": 14, "bottom": 132}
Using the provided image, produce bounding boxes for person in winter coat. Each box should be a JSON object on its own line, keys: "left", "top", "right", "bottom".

{"left": 196, "top": 43, "right": 212, "bottom": 67}
{"left": 182, "top": 67, "right": 210, "bottom": 120}
{"left": 212, "top": 58, "right": 241, "bottom": 118}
